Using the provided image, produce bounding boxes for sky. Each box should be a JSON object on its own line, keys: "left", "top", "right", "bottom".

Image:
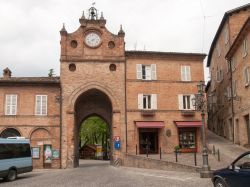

{"left": 0, "top": 0, "right": 249, "bottom": 81}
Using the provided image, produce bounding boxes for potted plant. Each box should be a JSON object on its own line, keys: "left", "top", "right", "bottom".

{"left": 174, "top": 145, "right": 181, "bottom": 154}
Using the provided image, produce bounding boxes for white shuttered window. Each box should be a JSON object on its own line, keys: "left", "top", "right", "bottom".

{"left": 5, "top": 94, "right": 17, "bottom": 115}
{"left": 35, "top": 95, "right": 47, "bottom": 115}
{"left": 244, "top": 67, "right": 250, "bottom": 86}
{"left": 181, "top": 66, "right": 191, "bottom": 81}
{"left": 138, "top": 94, "right": 157, "bottom": 110}
{"left": 178, "top": 94, "right": 195, "bottom": 110}
{"left": 242, "top": 37, "right": 248, "bottom": 57}
{"left": 136, "top": 64, "right": 157, "bottom": 80}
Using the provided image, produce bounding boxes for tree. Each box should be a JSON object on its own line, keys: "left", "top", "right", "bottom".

{"left": 48, "top": 69, "right": 55, "bottom": 77}
{"left": 79, "top": 116, "right": 109, "bottom": 147}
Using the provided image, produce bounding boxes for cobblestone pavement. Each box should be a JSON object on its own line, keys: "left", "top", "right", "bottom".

{"left": 135, "top": 130, "right": 249, "bottom": 170}
{"left": 0, "top": 160, "right": 212, "bottom": 187}
{"left": 207, "top": 130, "right": 249, "bottom": 169}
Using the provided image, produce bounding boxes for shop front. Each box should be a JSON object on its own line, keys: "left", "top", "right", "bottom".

{"left": 175, "top": 121, "right": 202, "bottom": 153}
{"left": 135, "top": 121, "right": 164, "bottom": 154}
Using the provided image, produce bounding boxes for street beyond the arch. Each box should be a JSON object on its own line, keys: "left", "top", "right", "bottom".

{"left": 0, "top": 160, "right": 212, "bottom": 187}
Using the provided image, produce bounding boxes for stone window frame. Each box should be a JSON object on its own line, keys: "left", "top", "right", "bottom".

{"left": 181, "top": 65, "right": 191, "bottom": 82}
{"left": 242, "top": 37, "right": 248, "bottom": 58}
{"left": 224, "top": 25, "right": 229, "bottom": 45}
{"left": 138, "top": 94, "right": 157, "bottom": 110}
{"left": 136, "top": 64, "right": 157, "bottom": 80}
{"left": 243, "top": 66, "right": 250, "bottom": 87}
{"left": 35, "top": 95, "right": 48, "bottom": 116}
{"left": 5, "top": 94, "right": 17, "bottom": 115}
{"left": 178, "top": 94, "right": 195, "bottom": 111}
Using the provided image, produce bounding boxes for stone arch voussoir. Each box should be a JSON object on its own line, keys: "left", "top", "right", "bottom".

{"left": 68, "top": 81, "right": 120, "bottom": 112}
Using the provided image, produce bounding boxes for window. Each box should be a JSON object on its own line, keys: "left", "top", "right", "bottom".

{"left": 181, "top": 66, "right": 191, "bottom": 81}
{"left": 178, "top": 94, "right": 195, "bottom": 110}
{"left": 138, "top": 94, "right": 157, "bottom": 110}
{"left": 227, "top": 86, "right": 232, "bottom": 99}
{"left": 143, "top": 95, "right": 151, "bottom": 109}
{"left": 224, "top": 25, "right": 229, "bottom": 44}
{"left": 234, "top": 153, "right": 250, "bottom": 170}
{"left": 231, "top": 57, "right": 236, "bottom": 71}
{"left": 179, "top": 129, "right": 196, "bottom": 149}
{"left": 233, "top": 80, "right": 237, "bottom": 97}
{"left": 243, "top": 37, "right": 248, "bottom": 57}
{"left": 244, "top": 67, "right": 250, "bottom": 86}
{"left": 136, "top": 64, "right": 156, "bottom": 80}
{"left": 5, "top": 94, "right": 17, "bottom": 115}
{"left": 216, "top": 45, "right": 221, "bottom": 57}
{"left": 35, "top": 95, "right": 47, "bottom": 115}
{"left": 0, "top": 144, "right": 31, "bottom": 160}
{"left": 227, "top": 60, "right": 231, "bottom": 73}
{"left": 216, "top": 68, "right": 223, "bottom": 82}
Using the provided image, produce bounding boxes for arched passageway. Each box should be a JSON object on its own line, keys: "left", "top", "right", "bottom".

{"left": 78, "top": 116, "right": 110, "bottom": 166}
{"left": 74, "top": 89, "right": 113, "bottom": 167}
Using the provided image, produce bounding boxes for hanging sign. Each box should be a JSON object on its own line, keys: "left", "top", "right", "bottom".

{"left": 113, "top": 136, "right": 120, "bottom": 142}
{"left": 114, "top": 141, "right": 121, "bottom": 150}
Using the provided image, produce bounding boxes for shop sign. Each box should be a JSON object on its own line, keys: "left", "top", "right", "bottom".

{"left": 114, "top": 141, "right": 121, "bottom": 150}
{"left": 44, "top": 145, "right": 52, "bottom": 163}
{"left": 52, "top": 150, "right": 60, "bottom": 159}
{"left": 37, "top": 141, "right": 43, "bottom": 146}
{"left": 96, "top": 145, "right": 103, "bottom": 157}
{"left": 113, "top": 136, "right": 120, "bottom": 142}
{"left": 32, "top": 147, "right": 40, "bottom": 158}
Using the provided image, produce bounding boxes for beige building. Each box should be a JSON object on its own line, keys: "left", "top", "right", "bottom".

{"left": 0, "top": 7, "right": 205, "bottom": 169}
{"left": 206, "top": 4, "right": 250, "bottom": 147}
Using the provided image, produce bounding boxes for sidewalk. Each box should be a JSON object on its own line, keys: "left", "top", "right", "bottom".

{"left": 207, "top": 130, "right": 249, "bottom": 169}
{"left": 136, "top": 130, "right": 249, "bottom": 171}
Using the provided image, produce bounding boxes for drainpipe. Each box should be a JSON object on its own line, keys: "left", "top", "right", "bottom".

{"left": 229, "top": 58, "right": 235, "bottom": 143}
{"left": 227, "top": 18, "right": 235, "bottom": 143}
{"left": 59, "top": 84, "right": 63, "bottom": 168}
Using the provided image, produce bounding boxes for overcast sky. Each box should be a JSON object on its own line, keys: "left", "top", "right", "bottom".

{"left": 0, "top": 0, "right": 249, "bottom": 81}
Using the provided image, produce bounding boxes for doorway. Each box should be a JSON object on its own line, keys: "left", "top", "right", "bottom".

{"left": 244, "top": 115, "right": 250, "bottom": 144}
{"left": 139, "top": 128, "right": 158, "bottom": 154}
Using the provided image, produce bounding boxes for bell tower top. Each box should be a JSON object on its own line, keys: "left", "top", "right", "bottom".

{"left": 88, "top": 6, "right": 98, "bottom": 20}
{"left": 60, "top": 6, "right": 125, "bottom": 62}
{"left": 79, "top": 4, "right": 106, "bottom": 27}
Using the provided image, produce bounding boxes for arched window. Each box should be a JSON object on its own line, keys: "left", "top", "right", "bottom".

{"left": 0, "top": 128, "right": 21, "bottom": 138}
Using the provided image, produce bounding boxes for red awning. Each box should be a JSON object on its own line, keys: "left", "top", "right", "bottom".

{"left": 135, "top": 121, "right": 165, "bottom": 128}
{"left": 175, "top": 121, "right": 202, "bottom": 128}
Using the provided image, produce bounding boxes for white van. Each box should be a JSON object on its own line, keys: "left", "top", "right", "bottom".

{"left": 0, "top": 137, "right": 33, "bottom": 181}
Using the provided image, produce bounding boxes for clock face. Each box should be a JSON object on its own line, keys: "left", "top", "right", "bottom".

{"left": 85, "top": 32, "right": 101, "bottom": 47}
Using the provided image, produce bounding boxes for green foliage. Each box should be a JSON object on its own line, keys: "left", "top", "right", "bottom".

{"left": 48, "top": 69, "right": 55, "bottom": 77}
{"left": 174, "top": 145, "right": 181, "bottom": 152}
{"left": 79, "top": 116, "right": 109, "bottom": 147}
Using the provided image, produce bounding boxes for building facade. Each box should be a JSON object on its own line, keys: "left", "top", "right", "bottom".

{"left": 206, "top": 4, "right": 250, "bottom": 147}
{"left": 0, "top": 7, "right": 205, "bottom": 169}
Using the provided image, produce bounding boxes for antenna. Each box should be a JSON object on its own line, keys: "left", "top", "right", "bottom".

{"left": 134, "top": 42, "right": 137, "bottom": 50}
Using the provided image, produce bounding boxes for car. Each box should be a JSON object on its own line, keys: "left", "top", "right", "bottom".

{"left": 212, "top": 151, "right": 250, "bottom": 187}
{"left": 0, "top": 137, "right": 33, "bottom": 182}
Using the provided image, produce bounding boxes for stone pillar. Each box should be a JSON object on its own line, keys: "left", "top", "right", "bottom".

{"left": 66, "top": 111, "right": 75, "bottom": 168}
{"left": 112, "top": 111, "right": 122, "bottom": 163}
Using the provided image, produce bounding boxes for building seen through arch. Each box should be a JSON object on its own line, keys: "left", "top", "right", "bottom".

{"left": 0, "top": 6, "right": 206, "bottom": 169}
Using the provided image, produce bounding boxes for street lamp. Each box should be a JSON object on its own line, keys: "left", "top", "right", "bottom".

{"left": 192, "top": 80, "right": 212, "bottom": 178}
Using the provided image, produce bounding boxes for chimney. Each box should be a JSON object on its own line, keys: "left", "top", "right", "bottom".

{"left": 3, "top": 68, "right": 12, "bottom": 78}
